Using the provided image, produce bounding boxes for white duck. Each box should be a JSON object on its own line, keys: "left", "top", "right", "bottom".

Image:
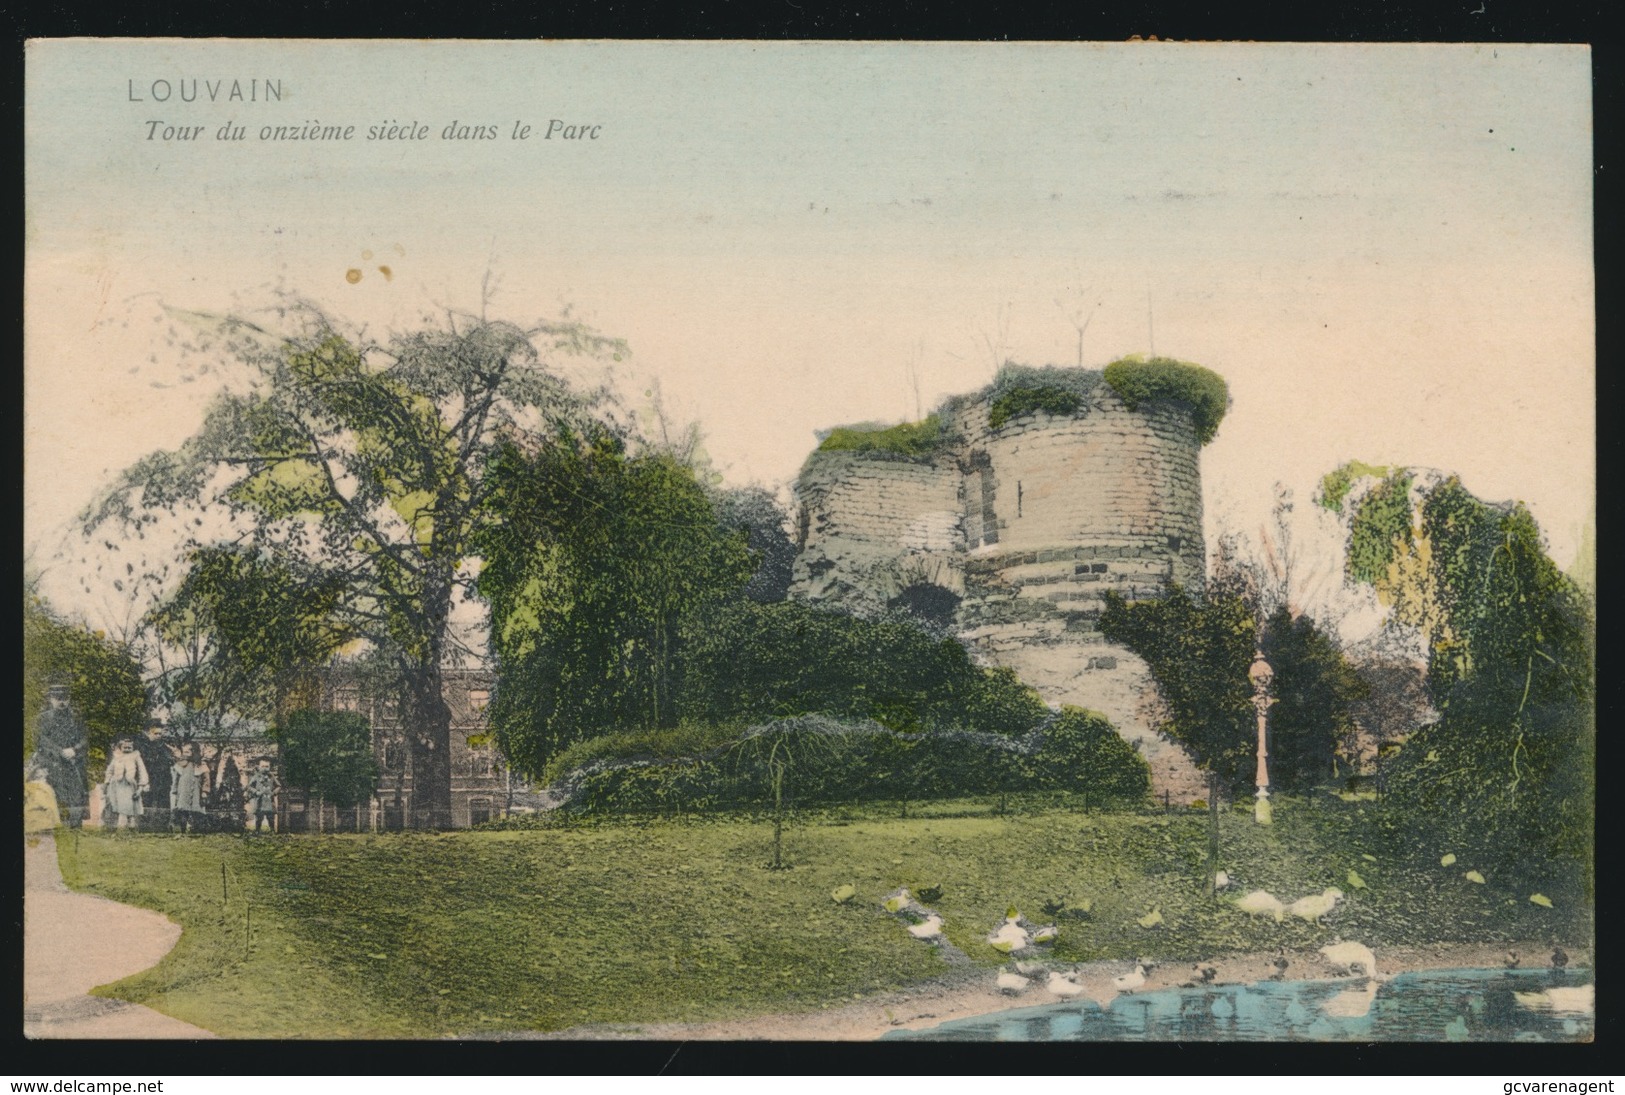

{"left": 996, "top": 969, "right": 1030, "bottom": 995}
{"left": 1236, "top": 889, "right": 1285, "bottom": 921}
{"left": 1320, "top": 941, "right": 1382, "bottom": 981}
{"left": 1288, "top": 888, "right": 1344, "bottom": 923}
{"left": 1047, "top": 971, "right": 1088, "bottom": 998}
{"left": 1113, "top": 963, "right": 1149, "bottom": 992}
{"left": 987, "top": 916, "right": 1032, "bottom": 954}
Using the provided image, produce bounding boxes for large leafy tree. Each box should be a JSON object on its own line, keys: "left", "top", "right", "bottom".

{"left": 477, "top": 426, "right": 758, "bottom": 774}
{"left": 146, "top": 546, "right": 354, "bottom": 737}
{"left": 85, "top": 305, "right": 620, "bottom": 827}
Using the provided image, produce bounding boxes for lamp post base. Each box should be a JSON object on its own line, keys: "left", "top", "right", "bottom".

{"left": 1254, "top": 792, "right": 1272, "bottom": 825}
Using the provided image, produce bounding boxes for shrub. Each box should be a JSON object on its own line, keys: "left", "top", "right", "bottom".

{"left": 677, "top": 600, "right": 1049, "bottom": 737}
{"left": 815, "top": 414, "right": 947, "bottom": 458}
{"left": 987, "top": 385, "right": 1084, "bottom": 430}
{"left": 1025, "top": 707, "right": 1151, "bottom": 800}
{"left": 1102, "top": 355, "right": 1229, "bottom": 445}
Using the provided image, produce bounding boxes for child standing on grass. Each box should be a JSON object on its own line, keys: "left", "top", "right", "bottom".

{"left": 103, "top": 733, "right": 149, "bottom": 831}
{"left": 247, "top": 759, "right": 277, "bottom": 832}
{"left": 170, "top": 742, "right": 210, "bottom": 833}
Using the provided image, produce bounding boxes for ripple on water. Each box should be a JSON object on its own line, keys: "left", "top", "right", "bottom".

{"left": 881, "top": 968, "right": 1594, "bottom": 1042}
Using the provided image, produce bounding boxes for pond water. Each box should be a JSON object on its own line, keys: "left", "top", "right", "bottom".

{"left": 881, "top": 967, "right": 1593, "bottom": 1042}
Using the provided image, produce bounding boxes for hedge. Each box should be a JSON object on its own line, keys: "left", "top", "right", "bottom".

{"left": 553, "top": 709, "right": 1150, "bottom": 816}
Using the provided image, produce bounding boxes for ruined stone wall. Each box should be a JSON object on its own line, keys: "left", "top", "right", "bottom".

{"left": 791, "top": 451, "right": 964, "bottom": 609}
{"left": 789, "top": 383, "right": 1211, "bottom": 802}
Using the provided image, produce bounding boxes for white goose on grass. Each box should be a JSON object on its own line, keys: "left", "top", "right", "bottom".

{"left": 997, "top": 969, "right": 1031, "bottom": 995}
{"left": 1235, "top": 889, "right": 1286, "bottom": 922}
{"left": 1287, "top": 888, "right": 1344, "bottom": 923}
{"left": 987, "top": 915, "right": 1032, "bottom": 954}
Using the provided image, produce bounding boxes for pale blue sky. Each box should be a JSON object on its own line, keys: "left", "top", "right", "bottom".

{"left": 26, "top": 40, "right": 1594, "bottom": 621}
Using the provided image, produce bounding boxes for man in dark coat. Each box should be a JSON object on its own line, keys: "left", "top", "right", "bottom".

{"left": 34, "top": 684, "right": 89, "bottom": 827}
{"left": 137, "top": 720, "right": 174, "bottom": 831}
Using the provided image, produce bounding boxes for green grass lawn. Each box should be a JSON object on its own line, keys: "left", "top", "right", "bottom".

{"left": 53, "top": 797, "right": 1589, "bottom": 1039}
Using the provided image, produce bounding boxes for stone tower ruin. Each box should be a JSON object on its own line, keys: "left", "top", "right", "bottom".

{"left": 788, "top": 364, "right": 1217, "bottom": 802}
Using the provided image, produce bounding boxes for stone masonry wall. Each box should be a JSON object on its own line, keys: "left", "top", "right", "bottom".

{"left": 790, "top": 382, "right": 1211, "bottom": 803}
{"left": 791, "top": 451, "right": 964, "bottom": 609}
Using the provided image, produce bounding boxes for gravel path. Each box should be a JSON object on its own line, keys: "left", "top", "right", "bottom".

{"left": 23, "top": 832, "right": 216, "bottom": 1039}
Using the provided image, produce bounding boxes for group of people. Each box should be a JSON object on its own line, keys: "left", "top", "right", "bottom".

{"left": 31, "top": 684, "right": 279, "bottom": 832}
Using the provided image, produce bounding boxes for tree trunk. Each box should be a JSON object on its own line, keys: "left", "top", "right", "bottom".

{"left": 404, "top": 660, "right": 454, "bottom": 830}
{"left": 1207, "top": 771, "right": 1220, "bottom": 901}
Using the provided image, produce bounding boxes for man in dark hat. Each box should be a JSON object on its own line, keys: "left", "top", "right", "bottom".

{"left": 33, "top": 684, "right": 89, "bottom": 828}
{"left": 137, "top": 719, "right": 175, "bottom": 832}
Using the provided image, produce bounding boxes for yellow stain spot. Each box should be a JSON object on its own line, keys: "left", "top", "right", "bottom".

{"left": 361, "top": 249, "right": 374, "bottom": 260}
{"left": 378, "top": 265, "right": 393, "bottom": 281}
{"left": 345, "top": 268, "right": 362, "bottom": 284}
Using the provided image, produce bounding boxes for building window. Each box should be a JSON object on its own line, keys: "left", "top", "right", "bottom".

{"left": 334, "top": 688, "right": 360, "bottom": 712}
{"left": 383, "top": 740, "right": 405, "bottom": 772}
{"left": 468, "top": 799, "right": 492, "bottom": 826}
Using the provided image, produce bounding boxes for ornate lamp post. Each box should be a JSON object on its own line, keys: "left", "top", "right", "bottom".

{"left": 1249, "top": 650, "right": 1274, "bottom": 825}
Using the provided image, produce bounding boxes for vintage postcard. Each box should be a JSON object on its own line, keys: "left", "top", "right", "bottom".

{"left": 22, "top": 39, "right": 1594, "bottom": 1043}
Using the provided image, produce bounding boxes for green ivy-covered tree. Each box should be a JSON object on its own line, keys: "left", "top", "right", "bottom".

{"left": 1101, "top": 582, "right": 1255, "bottom": 897}
{"left": 1348, "top": 474, "right": 1594, "bottom": 883}
{"left": 1100, "top": 583, "right": 1257, "bottom": 789}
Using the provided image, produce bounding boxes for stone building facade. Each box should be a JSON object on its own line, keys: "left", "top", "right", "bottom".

{"left": 301, "top": 667, "right": 509, "bottom": 831}
{"left": 157, "top": 669, "right": 511, "bottom": 832}
{"left": 790, "top": 375, "right": 1210, "bottom": 801}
